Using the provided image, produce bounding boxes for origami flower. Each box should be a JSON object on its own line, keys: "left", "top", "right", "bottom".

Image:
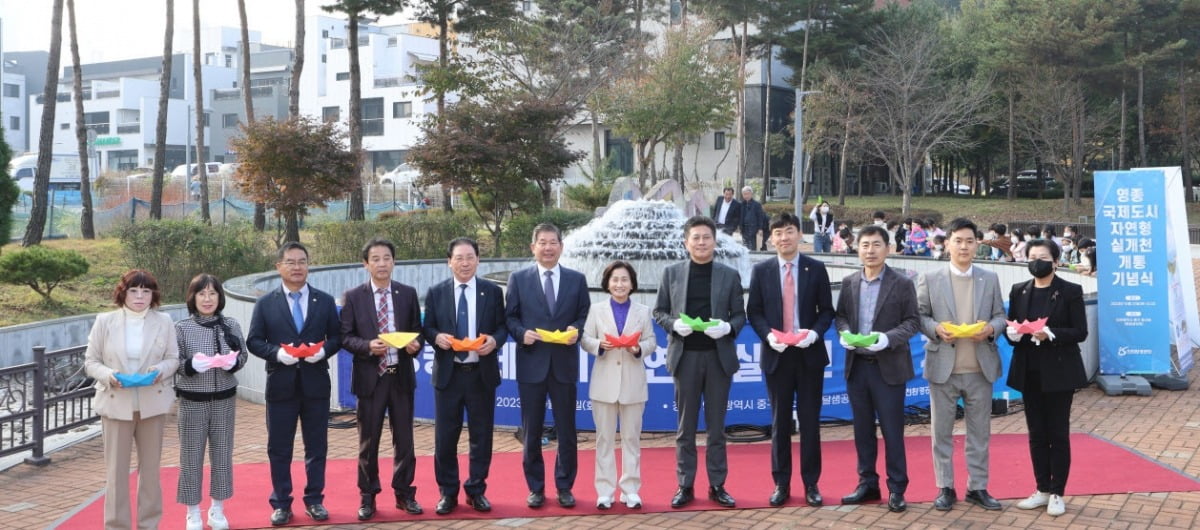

{"left": 604, "top": 332, "right": 642, "bottom": 348}
{"left": 770, "top": 329, "right": 811, "bottom": 346}
{"left": 281, "top": 341, "right": 326, "bottom": 358}
{"left": 1005, "top": 317, "right": 1048, "bottom": 335}
{"left": 942, "top": 321, "right": 988, "bottom": 338}
{"left": 114, "top": 370, "right": 159, "bottom": 388}
{"left": 378, "top": 332, "right": 420, "bottom": 349}
{"left": 678, "top": 313, "right": 720, "bottom": 332}
{"left": 839, "top": 331, "right": 879, "bottom": 348}
{"left": 449, "top": 335, "right": 487, "bottom": 352}
{"left": 536, "top": 328, "right": 579, "bottom": 344}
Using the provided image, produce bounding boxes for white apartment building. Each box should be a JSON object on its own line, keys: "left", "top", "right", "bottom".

{"left": 2, "top": 63, "right": 27, "bottom": 154}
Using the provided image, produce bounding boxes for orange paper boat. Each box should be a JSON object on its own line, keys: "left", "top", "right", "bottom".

{"left": 770, "top": 329, "right": 811, "bottom": 346}
{"left": 1006, "top": 317, "right": 1049, "bottom": 335}
{"left": 281, "top": 341, "right": 325, "bottom": 358}
{"left": 604, "top": 332, "right": 642, "bottom": 349}
{"left": 450, "top": 335, "right": 488, "bottom": 352}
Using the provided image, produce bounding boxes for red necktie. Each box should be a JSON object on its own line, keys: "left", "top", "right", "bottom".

{"left": 783, "top": 263, "right": 795, "bottom": 334}
{"left": 376, "top": 288, "right": 390, "bottom": 374}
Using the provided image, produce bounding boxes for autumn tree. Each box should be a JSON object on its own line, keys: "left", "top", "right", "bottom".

{"left": 230, "top": 117, "right": 357, "bottom": 243}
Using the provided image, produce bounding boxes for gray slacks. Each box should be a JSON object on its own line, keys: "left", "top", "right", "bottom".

{"left": 673, "top": 348, "right": 732, "bottom": 488}
{"left": 929, "top": 371, "right": 993, "bottom": 490}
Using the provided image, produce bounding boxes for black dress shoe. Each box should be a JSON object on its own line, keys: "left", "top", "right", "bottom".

{"left": 527, "top": 490, "right": 546, "bottom": 508}
{"left": 965, "top": 489, "right": 1002, "bottom": 510}
{"left": 670, "top": 487, "right": 695, "bottom": 508}
{"left": 304, "top": 503, "right": 329, "bottom": 521}
{"left": 769, "top": 485, "right": 790, "bottom": 507}
{"left": 466, "top": 494, "right": 492, "bottom": 512}
{"left": 805, "top": 485, "right": 823, "bottom": 507}
{"left": 934, "top": 487, "right": 957, "bottom": 511}
{"left": 357, "top": 496, "right": 377, "bottom": 521}
{"left": 557, "top": 489, "right": 576, "bottom": 508}
{"left": 269, "top": 508, "right": 292, "bottom": 526}
{"left": 397, "top": 496, "right": 424, "bottom": 515}
{"left": 841, "top": 484, "right": 882, "bottom": 504}
{"left": 435, "top": 495, "right": 457, "bottom": 515}
{"left": 708, "top": 485, "right": 736, "bottom": 508}
{"left": 888, "top": 492, "right": 907, "bottom": 513}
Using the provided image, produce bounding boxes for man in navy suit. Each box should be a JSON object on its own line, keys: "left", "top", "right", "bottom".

{"left": 505, "top": 223, "right": 590, "bottom": 509}
{"left": 423, "top": 237, "right": 508, "bottom": 515}
{"left": 746, "top": 212, "right": 835, "bottom": 508}
{"left": 247, "top": 242, "right": 342, "bottom": 526}
{"left": 339, "top": 238, "right": 425, "bottom": 521}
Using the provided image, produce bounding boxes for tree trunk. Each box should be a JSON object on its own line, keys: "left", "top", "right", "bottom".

{"left": 1119, "top": 86, "right": 1126, "bottom": 169}
{"left": 734, "top": 21, "right": 748, "bottom": 191}
{"left": 23, "top": 0, "right": 65, "bottom": 246}
{"left": 437, "top": 12, "right": 452, "bottom": 212}
{"left": 1181, "top": 59, "right": 1194, "bottom": 202}
{"left": 151, "top": 0, "right": 173, "bottom": 221}
{"left": 285, "top": 210, "right": 300, "bottom": 243}
{"left": 761, "top": 42, "right": 772, "bottom": 202}
{"left": 347, "top": 11, "right": 365, "bottom": 221}
{"left": 590, "top": 109, "right": 601, "bottom": 174}
{"left": 193, "top": 0, "right": 211, "bottom": 224}
{"left": 1007, "top": 86, "right": 1016, "bottom": 200}
{"left": 1138, "top": 64, "right": 1147, "bottom": 167}
{"left": 238, "top": 0, "right": 266, "bottom": 230}
{"left": 289, "top": 0, "right": 305, "bottom": 119}
{"left": 67, "top": 0, "right": 94, "bottom": 239}
{"left": 837, "top": 107, "right": 850, "bottom": 205}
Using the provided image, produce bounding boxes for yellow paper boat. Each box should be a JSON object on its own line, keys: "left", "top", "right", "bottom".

{"left": 379, "top": 332, "right": 420, "bottom": 349}
{"left": 942, "top": 321, "right": 987, "bottom": 338}
{"left": 536, "top": 328, "right": 578, "bottom": 344}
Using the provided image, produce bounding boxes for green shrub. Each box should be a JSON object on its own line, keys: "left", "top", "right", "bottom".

{"left": 500, "top": 209, "right": 595, "bottom": 257}
{"left": 118, "top": 220, "right": 275, "bottom": 301}
{"left": 0, "top": 128, "right": 16, "bottom": 251}
{"left": 309, "top": 211, "right": 481, "bottom": 265}
{"left": 0, "top": 245, "right": 90, "bottom": 302}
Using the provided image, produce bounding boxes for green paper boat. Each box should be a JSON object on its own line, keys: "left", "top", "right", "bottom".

{"left": 839, "top": 331, "right": 878, "bottom": 348}
{"left": 679, "top": 313, "right": 720, "bottom": 332}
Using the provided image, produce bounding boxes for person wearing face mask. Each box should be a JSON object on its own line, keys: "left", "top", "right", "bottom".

{"left": 1074, "top": 238, "right": 1097, "bottom": 276}
{"left": 809, "top": 201, "right": 835, "bottom": 253}
{"left": 1059, "top": 238, "right": 1078, "bottom": 266}
{"left": 1005, "top": 239, "right": 1088, "bottom": 517}
{"left": 930, "top": 235, "right": 946, "bottom": 260}
{"left": 1010, "top": 229, "right": 1028, "bottom": 262}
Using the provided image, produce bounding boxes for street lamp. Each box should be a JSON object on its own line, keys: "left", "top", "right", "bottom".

{"left": 792, "top": 89, "right": 821, "bottom": 220}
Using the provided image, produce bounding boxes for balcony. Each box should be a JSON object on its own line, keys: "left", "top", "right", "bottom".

{"left": 116, "top": 123, "right": 140, "bottom": 134}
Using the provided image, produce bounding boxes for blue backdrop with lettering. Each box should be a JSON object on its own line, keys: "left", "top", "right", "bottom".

{"left": 1094, "top": 169, "right": 1172, "bottom": 374}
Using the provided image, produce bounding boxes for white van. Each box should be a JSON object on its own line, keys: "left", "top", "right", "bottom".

{"left": 9, "top": 153, "right": 83, "bottom": 192}
{"left": 170, "top": 162, "right": 222, "bottom": 179}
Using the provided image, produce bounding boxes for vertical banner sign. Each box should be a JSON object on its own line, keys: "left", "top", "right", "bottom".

{"left": 1094, "top": 170, "right": 1172, "bottom": 374}
{"left": 1136, "top": 167, "right": 1199, "bottom": 373}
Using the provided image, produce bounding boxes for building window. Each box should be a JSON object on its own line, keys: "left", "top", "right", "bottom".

{"left": 714, "top": 131, "right": 726, "bottom": 150}
{"left": 321, "top": 54, "right": 327, "bottom": 63}
{"left": 336, "top": 72, "right": 350, "bottom": 81}
{"left": 670, "top": 0, "right": 682, "bottom": 25}
{"left": 9, "top": 116, "right": 19, "bottom": 131}
{"left": 322, "top": 106, "right": 340, "bottom": 123}
{"left": 2, "top": 83, "right": 18, "bottom": 98}
{"left": 83, "top": 111, "right": 110, "bottom": 134}
{"left": 322, "top": 29, "right": 329, "bottom": 38}
{"left": 225, "top": 54, "right": 233, "bottom": 68}
{"left": 522, "top": 0, "right": 532, "bottom": 11}
{"left": 222, "top": 113, "right": 240, "bottom": 128}
{"left": 392, "top": 101, "right": 412, "bottom": 118}
{"left": 61, "top": 123, "right": 70, "bottom": 130}
{"left": 109, "top": 149, "right": 139, "bottom": 171}
{"left": 362, "top": 97, "right": 384, "bottom": 136}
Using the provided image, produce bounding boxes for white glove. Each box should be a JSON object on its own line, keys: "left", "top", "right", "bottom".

{"left": 1005, "top": 326, "right": 1023, "bottom": 343}
{"left": 703, "top": 319, "right": 731, "bottom": 339}
{"left": 304, "top": 348, "right": 327, "bottom": 364}
{"left": 865, "top": 332, "right": 890, "bottom": 352}
{"left": 276, "top": 348, "right": 300, "bottom": 366}
{"left": 191, "top": 354, "right": 215, "bottom": 373}
{"left": 1032, "top": 327, "right": 1056, "bottom": 346}
{"left": 766, "top": 332, "right": 787, "bottom": 353}
{"left": 797, "top": 329, "right": 819, "bottom": 349}
{"left": 672, "top": 319, "right": 694, "bottom": 337}
{"left": 838, "top": 334, "right": 855, "bottom": 350}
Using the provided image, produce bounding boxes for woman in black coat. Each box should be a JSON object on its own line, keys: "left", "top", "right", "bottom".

{"left": 1004, "top": 239, "right": 1088, "bottom": 517}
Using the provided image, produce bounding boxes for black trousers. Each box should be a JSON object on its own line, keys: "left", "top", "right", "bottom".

{"left": 434, "top": 363, "right": 496, "bottom": 497}
{"left": 765, "top": 349, "right": 824, "bottom": 489}
{"left": 356, "top": 371, "right": 416, "bottom": 499}
{"left": 266, "top": 395, "right": 329, "bottom": 509}
{"left": 1023, "top": 369, "right": 1074, "bottom": 496}
{"left": 518, "top": 377, "right": 578, "bottom": 493}
{"left": 846, "top": 357, "right": 908, "bottom": 493}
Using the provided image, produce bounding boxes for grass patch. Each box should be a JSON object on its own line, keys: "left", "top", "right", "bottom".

{"left": 0, "top": 238, "right": 127, "bottom": 327}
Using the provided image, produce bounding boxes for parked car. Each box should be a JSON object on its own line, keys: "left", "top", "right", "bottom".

{"left": 991, "top": 170, "right": 1061, "bottom": 197}
{"left": 379, "top": 163, "right": 419, "bottom": 186}
{"left": 170, "top": 162, "right": 222, "bottom": 179}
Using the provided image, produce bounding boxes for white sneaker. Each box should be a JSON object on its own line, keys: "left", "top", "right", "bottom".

{"left": 207, "top": 506, "right": 230, "bottom": 530}
{"left": 622, "top": 493, "right": 643, "bottom": 509}
{"left": 1047, "top": 494, "right": 1065, "bottom": 516}
{"left": 185, "top": 511, "right": 203, "bottom": 530}
{"left": 1016, "top": 491, "right": 1050, "bottom": 510}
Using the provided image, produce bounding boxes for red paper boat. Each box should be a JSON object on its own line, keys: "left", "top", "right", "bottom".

{"left": 1006, "top": 317, "right": 1049, "bottom": 335}
{"left": 604, "top": 332, "right": 642, "bottom": 349}
{"left": 449, "top": 336, "right": 488, "bottom": 352}
{"left": 281, "top": 341, "right": 325, "bottom": 358}
{"left": 770, "top": 329, "right": 811, "bottom": 346}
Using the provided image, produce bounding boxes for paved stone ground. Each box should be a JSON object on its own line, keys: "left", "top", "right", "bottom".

{"left": 3, "top": 259, "right": 1199, "bottom": 530}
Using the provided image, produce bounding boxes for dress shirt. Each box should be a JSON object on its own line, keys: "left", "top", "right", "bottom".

{"left": 535, "top": 264, "right": 561, "bottom": 305}
{"left": 284, "top": 284, "right": 311, "bottom": 322}
{"left": 949, "top": 263, "right": 974, "bottom": 278}
{"left": 857, "top": 270, "right": 883, "bottom": 341}
{"left": 717, "top": 199, "right": 731, "bottom": 224}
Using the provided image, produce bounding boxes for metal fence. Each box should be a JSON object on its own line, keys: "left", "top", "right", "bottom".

{"left": 0, "top": 345, "right": 98, "bottom": 465}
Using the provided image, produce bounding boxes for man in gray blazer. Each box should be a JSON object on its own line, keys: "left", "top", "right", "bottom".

{"left": 653, "top": 216, "right": 746, "bottom": 509}
{"left": 916, "top": 218, "right": 1007, "bottom": 512}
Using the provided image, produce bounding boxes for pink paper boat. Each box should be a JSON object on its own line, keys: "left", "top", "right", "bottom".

{"left": 770, "top": 329, "right": 811, "bottom": 346}
{"left": 1006, "top": 317, "right": 1048, "bottom": 335}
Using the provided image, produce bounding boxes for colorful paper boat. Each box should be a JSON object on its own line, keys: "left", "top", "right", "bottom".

{"left": 604, "top": 332, "right": 642, "bottom": 349}
{"left": 942, "top": 321, "right": 988, "bottom": 338}
{"left": 450, "top": 336, "right": 487, "bottom": 352}
{"left": 536, "top": 328, "right": 578, "bottom": 344}
{"left": 1006, "top": 317, "right": 1049, "bottom": 335}
{"left": 195, "top": 351, "right": 239, "bottom": 369}
{"left": 839, "top": 331, "right": 878, "bottom": 348}
{"left": 770, "top": 329, "right": 811, "bottom": 346}
{"left": 378, "top": 332, "right": 420, "bottom": 349}
{"left": 114, "top": 370, "right": 159, "bottom": 388}
{"left": 281, "top": 341, "right": 326, "bottom": 358}
{"left": 679, "top": 313, "right": 720, "bottom": 332}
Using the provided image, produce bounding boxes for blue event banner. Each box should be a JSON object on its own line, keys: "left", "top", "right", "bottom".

{"left": 1094, "top": 170, "right": 1172, "bottom": 374}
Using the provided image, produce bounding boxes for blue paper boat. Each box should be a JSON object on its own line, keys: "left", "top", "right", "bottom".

{"left": 114, "top": 370, "right": 159, "bottom": 388}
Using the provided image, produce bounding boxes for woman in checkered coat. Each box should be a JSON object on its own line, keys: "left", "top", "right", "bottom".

{"left": 174, "top": 274, "right": 248, "bottom": 530}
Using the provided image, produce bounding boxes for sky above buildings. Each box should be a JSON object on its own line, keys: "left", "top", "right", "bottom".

{"left": 1, "top": 0, "right": 410, "bottom": 64}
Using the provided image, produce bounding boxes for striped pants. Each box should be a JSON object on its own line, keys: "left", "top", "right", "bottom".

{"left": 176, "top": 397, "right": 236, "bottom": 506}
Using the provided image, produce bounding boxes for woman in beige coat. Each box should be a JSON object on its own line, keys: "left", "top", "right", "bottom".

{"left": 580, "top": 261, "right": 656, "bottom": 510}
{"left": 84, "top": 270, "right": 179, "bottom": 530}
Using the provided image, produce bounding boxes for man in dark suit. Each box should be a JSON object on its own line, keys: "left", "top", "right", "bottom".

{"left": 247, "top": 242, "right": 342, "bottom": 526}
{"left": 653, "top": 215, "right": 746, "bottom": 509}
{"left": 423, "top": 237, "right": 508, "bottom": 515}
{"left": 339, "top": 238, "right": 424, "bottom": 521}
{"left": 739, "top": 186, "right": 768, "bottom": 250}
{"left": 746, "top": 212, "right": 835, "bottom": 508}
{"left": 710, "top": 187, "right": 742, "bottom": 235}
{"left": 834, "top": 225, "right": 922, "bottom": 512}
{"left": 505, "top": 223, "right": 591, "bottom": 509}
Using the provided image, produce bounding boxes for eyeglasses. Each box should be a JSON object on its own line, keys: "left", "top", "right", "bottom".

{"left": 281, "top": 260, "right": 309, "bottom": 268}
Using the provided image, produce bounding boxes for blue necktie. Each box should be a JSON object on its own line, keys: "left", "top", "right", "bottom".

{"left": 543, "top": 270, "right": 556, "bottom": 314}
{"left": 455, "top": 284, "right": 469, "bottom": 361}
{"left": 289, "top": 291, "right": 304, "bottom": 333}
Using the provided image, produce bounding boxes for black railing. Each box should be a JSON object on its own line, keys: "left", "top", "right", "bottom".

{"left": 0, "top": 345, "right": 97, "bottom": 466}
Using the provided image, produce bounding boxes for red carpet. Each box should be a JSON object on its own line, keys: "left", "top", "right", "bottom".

{"left": 60, "top": 433, "right": 1200, "bottom": 528}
